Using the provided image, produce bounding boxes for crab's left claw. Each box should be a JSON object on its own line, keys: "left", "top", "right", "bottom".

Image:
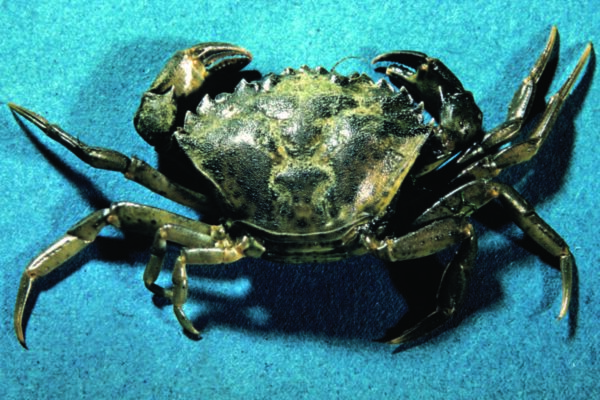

{"left": 373, "top": 51, "right": 483, "bottom": 155}
{"left": 134, "top": 42, "right": 252, "bottom": 148}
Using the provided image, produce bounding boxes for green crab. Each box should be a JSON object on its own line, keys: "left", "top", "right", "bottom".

{"left": 9, "top": 27, "right": 591, "bottom": 348}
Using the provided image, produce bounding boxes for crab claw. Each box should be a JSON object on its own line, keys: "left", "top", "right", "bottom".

{"left": 373, "top": 51, "right": 483, "bottom": 152}
{"left": 134, "top": 42, "right": 252, "bottom": 148}
{"left": 373, "top": 51, "right": 464, "bottom": 99}
{"left": 148, "top": 42, "right": 253, "bottom": 98}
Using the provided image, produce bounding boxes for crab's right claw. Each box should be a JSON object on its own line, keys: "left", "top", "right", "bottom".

{"left": 373, "top": 50, "right": 483, "bottom": 155}
{"left": 148, "top": 42, "right": 253, "bottom": 98}
{"left": 372, "top": 50, "right": 465, "bottom": 112}
{"left": 134, "top": 42, "right": 252, "bottom": 148}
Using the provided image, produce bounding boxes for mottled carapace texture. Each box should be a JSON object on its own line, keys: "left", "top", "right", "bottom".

{"left": 176, "top": 68, "right": 431, "bottom": 239}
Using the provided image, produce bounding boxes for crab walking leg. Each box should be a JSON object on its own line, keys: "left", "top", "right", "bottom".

{"left": 143, "top": 224, "right": 264, "bottom": 335}
{"left": 7, "top": 103, "right": 212, "bottom": 212}
{"left": 457, "top": 27, "right": 560, "bottom": 165}
{"left": 363, "top": 218, "right": 477, "bottom": 343}
{"left": 415, "top": 180, "right": 574, "bottom": 318}
{"left": 457, "top": 42, "right": 592, "bottom": 180}
{"left": 174, "top": 239, "right": 263, "bottom": 335}
{"left": 14, "top": 230, "right": 97, "bottom": 348}
{"left": 506, "top": 26, "right": 559, "bottom": 124}
{"left": 13, "top": 202, "right": 229, "bottom": 348}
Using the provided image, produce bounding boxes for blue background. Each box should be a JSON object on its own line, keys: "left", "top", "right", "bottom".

{"left": 0, "top": 1, "right": 598, "bottom": 398}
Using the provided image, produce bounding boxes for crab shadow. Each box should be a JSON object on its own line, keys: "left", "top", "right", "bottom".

{"left": 14, "top": 35, "right": 593, "bottom": 348}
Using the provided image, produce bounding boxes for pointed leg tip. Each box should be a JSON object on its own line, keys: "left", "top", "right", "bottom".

{"left": 386, "top": 338, "right": 405, "bottom": 345}
{"left": 181, "top": 319, "right": 203, "bottom": 341}
{"left": 373, "top": 335, "right": 395, "bottom": 344}
{"left": 385, "top": 332, "right": 417, "bottom": 346}
{"left": 7, "top": 102, "right": 49, "bottom": 129}
{"left": 583, "top": 42, "right": 593, "bottom": 59}
{"left": 187, "top": 325, "right": 202, "bottom": 336}
{"left": 173, "top": 305, "right": 202, "bottom": 337}
{"left": 18, "top": 338, "right": 29, "bottom": 350}
{"left": 557, "top": 301, "right": 569, "bottom": 321}
{"left": 14, "top": 273, "right": 35, "bottom": 350}
{"left": 7, "top": 102, "right": 29, "bottom": 115}
{"left": 7, "top": 101, "right": 24, "bottom": 115}
{"left": 15, "top": 325, "right": 28, "bottom": 349}
{"left": 183, "top": 329, "right": 203, "bottom": 342}
{"left": 374, "top": 330, "right": 413, "bottom": 345}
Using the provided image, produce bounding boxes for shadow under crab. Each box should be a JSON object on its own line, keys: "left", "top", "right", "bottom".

{"left": 9, "top": 27, "right": 592, "bottom": 349}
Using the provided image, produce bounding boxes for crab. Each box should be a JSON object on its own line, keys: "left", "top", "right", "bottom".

{"left": 9, "top": 27, "right": 591, "bottom": 348}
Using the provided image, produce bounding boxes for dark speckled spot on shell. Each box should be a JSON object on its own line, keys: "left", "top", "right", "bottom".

{"left": 282, "top": 118, "right": 322, "bottom": 155}
{"left": 274, "top": 166, "right": 330, "bottom": 191}
{"left": 257, "top": 96, "right": 297, "bottom": 120}
{"left": 304, "top": 95, "right": 357, "bottom": 119}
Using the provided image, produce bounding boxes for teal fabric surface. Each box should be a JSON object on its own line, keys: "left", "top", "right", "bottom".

{"left": 0, "top": 1, "right": 598, "bottom": 398}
